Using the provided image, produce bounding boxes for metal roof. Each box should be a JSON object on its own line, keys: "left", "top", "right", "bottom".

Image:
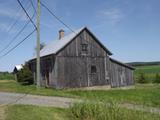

{"left": 32, "top": 27, "right": 84, "bottom": 59}
{"left": 14, "top": 65, "right": 23, "bottom": 71}
{"left": 32, "top": 27, "right": 112, "bottom": 59}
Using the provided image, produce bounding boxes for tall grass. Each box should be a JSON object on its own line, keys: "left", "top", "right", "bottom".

{"left": 70, "top": 101, "right": 160, "bottom": 120}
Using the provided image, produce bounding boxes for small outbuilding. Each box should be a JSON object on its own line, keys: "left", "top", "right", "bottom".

{"left": 13, "top": 65, "right": 23, "bottom": 81}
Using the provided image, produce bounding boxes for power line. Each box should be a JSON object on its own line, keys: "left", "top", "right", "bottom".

{"left": 40, "top": 2, "right": 75, "bottom": 34}
{"left": 0, "top": 0, "right": 29, "bottom": 45}
{"left": 0, "top": 29, "right": 36, "bottom": 59}
{"left": 0, "top": 0, "right": 37, "bottom": 58}
{"left": 3, "top": 0, "right": 27, "bottom": 34}
{"left": 0, "top": 11, "right": 36, "bottom": 55}
{"left": 40, "top": 2, "right": 104, "bottom": 56}
{"left": 4, "top": 8, "right": 22, "bottom": 34}
{"left": 17, "top": 0, "right": 37, "bottom": 29}
{"left": 29, "top": 0, "right": 37, "bottom": 14}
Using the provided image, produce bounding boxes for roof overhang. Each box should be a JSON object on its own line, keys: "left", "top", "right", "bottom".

{"left": 110, "top": 58, "right": 135, "bottom": 70}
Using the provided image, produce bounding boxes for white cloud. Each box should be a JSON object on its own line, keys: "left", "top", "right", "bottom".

{"left": 0, "top": 23, "right": 9, "bottom": 32}
{"left": 98, "top": 8, "right": 124, "bottom": 25}
{"left": 0, "top": 8, "right": 28, "bottom": 21}
{"left": 0, "top": 22, "right": 18, "bottom": 34}
{"left": 0, "top": 9, "right": 13, "bottom": 18}
{"left": 0, "top": 6, "right": 31, "bottom": 33}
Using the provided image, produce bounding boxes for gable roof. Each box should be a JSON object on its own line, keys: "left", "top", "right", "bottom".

{"left": 110, "top": 58, "right": 135, "bottom": 70}
{"left": 14, "top": 65, "right": 23, "bottom": 70}
{"left": 32, "top": 27, "right": 112, "bottom": 59}
{"left": 85, "top": 27, "right": 112, "bottom": 55}
{"left": 13, "top": 65, "right": 23, "bottom": 73}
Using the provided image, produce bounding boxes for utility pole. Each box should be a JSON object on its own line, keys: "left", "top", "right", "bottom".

{"left": 36, "top": 0, "right": 41, "bottom": 87}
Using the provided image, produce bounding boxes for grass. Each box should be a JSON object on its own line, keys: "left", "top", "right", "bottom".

{"left": 0, "top": 80, "right": 76, "bottom": 98}
{"left": 135, "top": 65, "right": 160, "bottom": 74}
{"left": 0, "top": 72, "right": 14, "bottom": 80}
{"left": 0, "top": 80, "right": 160, "bottom": 107}
{"left": 4, "top": 103, "right": 160, "bottom": 120}
{"left": 5, "top": 105, "right": 70, "bottom": 120}
{"left": 0, "top": 106, "right": 6, "bottom": 120}
{"left": 66, "top": 84, "right": 160, "bottom": 107}
{"left": 135, "top": 65, "right": 160, "bottom": 82}
{"left": 70, "top": 102, "right": 160, "bottom": 120}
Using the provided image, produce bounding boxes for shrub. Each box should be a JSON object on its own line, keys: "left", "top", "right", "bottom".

{"left": 17, "top": 65, "right": 33, "bottom": 85}
{"left": 153, "top": 74, "right": 160, "bottom": 83}
{"left": 137, "top": 73, "right": 147, "bottom": 83}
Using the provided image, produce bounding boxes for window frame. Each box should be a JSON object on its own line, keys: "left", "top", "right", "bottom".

{"left": 91, "top": 65, "right": 97, "bottom": 74}
{"left": 81, "top": 43, "right": 88, "bottom": 52}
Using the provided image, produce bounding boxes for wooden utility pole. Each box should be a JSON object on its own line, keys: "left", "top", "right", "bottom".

{"left": 36, "top": 0, "right": 41, "bottom": 87}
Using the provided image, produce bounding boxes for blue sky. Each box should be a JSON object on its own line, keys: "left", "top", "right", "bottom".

{"left": 0, "top": 0, "right": 160, "bottom": 72}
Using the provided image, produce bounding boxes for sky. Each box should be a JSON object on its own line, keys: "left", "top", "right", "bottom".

{"left": 0, "top": 0, "right": 160, "bottom": 72}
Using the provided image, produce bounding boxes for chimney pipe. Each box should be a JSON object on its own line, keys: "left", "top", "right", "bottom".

{"left": 59, "top": 29, "right": 65, "bottom": 40}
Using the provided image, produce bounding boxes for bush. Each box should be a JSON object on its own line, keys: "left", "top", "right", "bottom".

{"left": 153, "top": 74, "right": 160, "bottom": 83}
{"left": 137, "top": 73, "right": 147, "bottom": 83}
{"left": 17, "top": 65, "right": 33, "bottom": 85}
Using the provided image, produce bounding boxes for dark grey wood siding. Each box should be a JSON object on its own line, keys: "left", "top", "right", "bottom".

{"left": 28, "top": 55, "right": 58, "bottom": 87}
{"left": 56, "top": 56, "right": 110, "bottom": 88}
{"left": 56, "top": 29, "right": 110, "bottom": 88}
{"left": 28, "top": 28, "right": 134, "bottom": 89}
{"left": 110, "top": 60, "right": 134, "bottom": 88}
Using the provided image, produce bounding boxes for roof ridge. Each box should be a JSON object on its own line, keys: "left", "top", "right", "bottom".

{"left": 32, "top": 27, "right": 85, "bottom": 59}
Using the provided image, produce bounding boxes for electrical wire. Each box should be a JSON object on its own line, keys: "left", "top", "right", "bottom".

{"left": 40, "top": 2, "right": 76, "bottom": 34}
{"left": 0, "top": 0, "right": 29, "bottom": 45}
{"left": 29, "top": 0, "right": 37, "bottom": 14}
{"left": 0, "top": 29, "right": 36, "bottom": 59}
{"left": 17, "top": 0, "right": 37, "bottom": 29}
{"left": 40, "top": 1, "right": 110, "bottom": 55}
{"left": 0, "top": 5, "right": 36, "bottom": 54}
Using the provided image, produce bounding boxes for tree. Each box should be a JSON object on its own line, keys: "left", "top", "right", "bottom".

{"left": 17, "top": 65, "right": 33, "bottom": 85}
{"left": 35, "top": 42, "right": 46, "bottom": 51}
{"left": 33, "top": 42, "right": 45, "bottom": 56}
{"left": 137, "top": 73, "right": 146, "bottom": 83}
{"left": 153, "top": 73, "right": 160, "bottom": 83}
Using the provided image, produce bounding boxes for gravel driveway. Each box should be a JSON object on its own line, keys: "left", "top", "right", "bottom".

{"left": 0, "top": 92, "right": 160, "bottom": 114}
{"left": 0, "top": 92, "right": 75, "bottom": 108}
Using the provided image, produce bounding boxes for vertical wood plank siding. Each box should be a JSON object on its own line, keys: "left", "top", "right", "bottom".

{"left": 55, "top": 29, "right": 110, "bottom": 88}
{"left": 110, "top": 60, "right": 134, "bottom": 87}
{"left": 28, "top": 28, "right": 134, "bottom": 88}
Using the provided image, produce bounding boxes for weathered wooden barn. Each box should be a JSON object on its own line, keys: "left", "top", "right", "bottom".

{"left": 28, "top": 27, "right": 134, "bottom": 88}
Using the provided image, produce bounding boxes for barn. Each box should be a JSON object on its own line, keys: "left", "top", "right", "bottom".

{"left": 28, "top": 27, "right": 134, "bottom": 88}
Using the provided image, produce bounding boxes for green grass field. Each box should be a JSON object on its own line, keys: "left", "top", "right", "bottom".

{"left": 5, "top": 105, "right": 70, "bottom": 120}
{"left": 135, "top": 65, "right": 160, "bottom": 82}
{"left": 0, "top": 80, "right": 160, "bottom": 107}
{"left": 1, "top": 65, "right": 160, "bottom": 120}
{"left": 3, "top": 104, "right": 160, "bottom": 120}
{"left": 135, "top": 65, "right": 160, "bottom": 74}
{"left": 0, "top": 72, "right": 14, "bottom": 80}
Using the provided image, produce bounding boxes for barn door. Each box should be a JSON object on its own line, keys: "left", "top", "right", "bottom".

{"left": 89, "top": 65, "right": 98, "bottom": 86}
{"left": 45, "top": 58, "right": 51, "bottom": 87}
{"left": 45, "top": 71, "right": 49, "bottom": 87}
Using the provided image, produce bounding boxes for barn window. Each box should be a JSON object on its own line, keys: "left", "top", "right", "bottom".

{"left": 91, "top": 66, "right": 97, "bottom": 74}
{"left": 81, "top": 44, "right": 88, "bottom": 52}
